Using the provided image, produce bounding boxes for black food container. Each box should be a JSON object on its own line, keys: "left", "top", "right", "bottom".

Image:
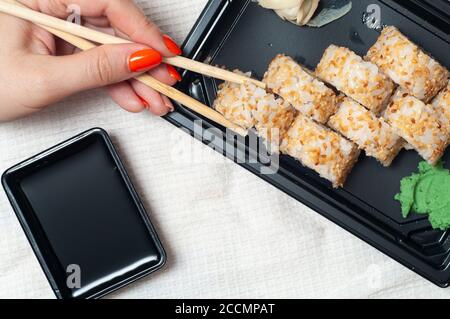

{"left": 165, "top": 0, "right": 450, "bottom": 287}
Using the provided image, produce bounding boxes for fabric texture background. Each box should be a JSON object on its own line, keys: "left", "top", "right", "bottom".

{"left": 0, "top": 0, "right": 448, "bottom": 299}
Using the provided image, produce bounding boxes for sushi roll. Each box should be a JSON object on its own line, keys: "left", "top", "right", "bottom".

{"left": 328, "top": 97, "right": 404, "bottom": 166}
{"left": 214, "top": 78, "right": 296, "bottom": 153}
{"left": 316, "top": 45, "right": 395, "bottom": 114}
{"left": 431, "top": 81, "right": 450, "bottom": 140}
{"left": 249, "top": 82, "right": 297, "bottom": 153}
{"left": 213, "top": 71, "right": 256, "bottom": 130}
{"left": 366, "top": 26, "right": 449, "bottom": 102}
{"left": 281, "top": 113, "right": 360, "bottom": 188}
{"left": 384, "top": 90, "right": 448, "bottom": 165}
{"left": 263, "top": 54, "right": 337, "bottom": 124}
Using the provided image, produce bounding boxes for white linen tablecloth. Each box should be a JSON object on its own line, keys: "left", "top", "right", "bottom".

{"left": 0, "top": 0, "right": 448, "bottom": 299}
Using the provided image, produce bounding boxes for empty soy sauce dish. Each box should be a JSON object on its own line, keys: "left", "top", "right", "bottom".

{"left": 2, "top": 128, "right": 166, "bottom": 299}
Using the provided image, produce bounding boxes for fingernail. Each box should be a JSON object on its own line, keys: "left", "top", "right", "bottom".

{"left": 129, "top": 49, "right": 162, "bottom": 72}
{"left": 167, "top": 64, "right": 182, "bottom": 82}
{"left": 163, "top": 97, "right": 175, "bottom": 112}
{"left": 137, "top": 95, "right": 149, "bottom": 109}
{"left": 163, "top": 35, "right": 182, "bottom": 55}
{"left": 167, "top": 103, "right": 175, "bottom": 112}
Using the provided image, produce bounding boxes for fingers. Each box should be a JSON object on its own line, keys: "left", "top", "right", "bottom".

{"left": 149, "top": 64, "right": 180, "bottom": 87}
{"left": 105, "top": 81, "right": 145, "bottom": 113}
{"left": 130, "top": 79, "right": 173, "bottom": 116}
{"left": 0, "top": 11, "right": 35, "bottom": 51}
{"left": 14, "top": 0, "right": 180, "bottom": 117}
{"left": 104, "top": 62, "right": 178, "bottom": 116}
{"left": 98, "top": 0, "right": 181, "bottom": 57}
{"left": 55, "top": 37, "right": 76, "bottom": 55}
{"left": 161, "top": 95, "right": 175, "bottom": 113}
{"left": 22, "top": 0, "right": 183, "bottom": 57}
{"left": 45, "top": 43, "right": 162, "bottom": 99}
{"left": 82, "top": 16, "right": 110, "bottom": 28}
{"left": 105, "top": 79, "right": 174, "bottom": 116}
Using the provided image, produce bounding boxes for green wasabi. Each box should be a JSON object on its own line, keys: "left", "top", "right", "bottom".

{"left": 395, "top": 161, "right": 450, "bottom": 230}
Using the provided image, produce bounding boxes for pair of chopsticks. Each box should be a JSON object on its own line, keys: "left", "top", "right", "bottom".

{"left": 0, "top": 0, "right": 264, "bottom": 136}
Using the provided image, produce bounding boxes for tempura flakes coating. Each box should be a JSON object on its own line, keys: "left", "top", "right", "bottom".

{"left": 316, "top": 45, "right": 395, "bottom": 114}
{"left": 385, "top": 90, "right": 448, "bottom": 165}
{"left": 281, "top": 113, "right": 360, "bottom": 188}
{"left": 264, "top": 54, "right": 337, "bottom": 123}
{"left": 366, "top": 26, "right": 448, "bottom": 102}
{"left": 328, "top": 97, "right": 404, "bottom": 166}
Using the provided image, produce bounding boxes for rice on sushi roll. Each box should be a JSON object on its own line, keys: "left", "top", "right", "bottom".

{"left": 316, "top": 45, "right": 395, "bottom": 115}
{"left": 384, "top": 90, "right": 448, "bottom": 165}
{"left": 281, "top": 113, "right": 360, "bottom": 188}
{"left": 213, "top": 72, "right": 256, "bottom": 130}
{"left": 264, "top": 54, "right": 337, "bottom": 124}
{"left": 214, "top": 77, "right": 296, "bottom": 153}
{"left": 366, "top": 26, "right": 449, "bottom": 102}
{"left": 248, "top": 82, "right": 297, "bottom": 153}
{"left": 328, "top": 97, "right": 404, "bottom": 167}
{"left": 431, "top": 81, "right": 450, "bottom": 141}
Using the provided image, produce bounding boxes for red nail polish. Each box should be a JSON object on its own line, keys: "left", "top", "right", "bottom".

{"left": 137, "top": 95, "right": 149, "bottom": 108}
{"left": 163, "top": 35, "right": 182, "bottom": 55}
{"left": 129, "top": 49, "right": 162, "bottom": 72}
{"left": 167, "top": 64, "right": 182, "bottom": 82}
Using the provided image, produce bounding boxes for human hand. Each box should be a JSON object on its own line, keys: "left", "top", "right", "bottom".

{"left": 0, "top": 0, "right": 182, "bottom": 121}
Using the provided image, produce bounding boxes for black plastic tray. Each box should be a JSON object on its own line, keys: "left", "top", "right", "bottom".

{"left": 165, "top": 0, "right": 450, "bottom": 287}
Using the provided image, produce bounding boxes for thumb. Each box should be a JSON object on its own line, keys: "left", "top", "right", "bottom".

{"left": 46, "top": 44, "right": 162, "bottom": 96}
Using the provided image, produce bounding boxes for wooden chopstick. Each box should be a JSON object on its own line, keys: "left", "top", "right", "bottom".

{"left": 0, "top": 0, "right": 266, "bottom": 89}
{"left": 0, "top": 0, "right": 248, "bottom": 136}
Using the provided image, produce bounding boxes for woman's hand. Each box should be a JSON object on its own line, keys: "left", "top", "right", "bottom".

{"left": 0, "top": 0, "right": 182, "bottom": 121}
